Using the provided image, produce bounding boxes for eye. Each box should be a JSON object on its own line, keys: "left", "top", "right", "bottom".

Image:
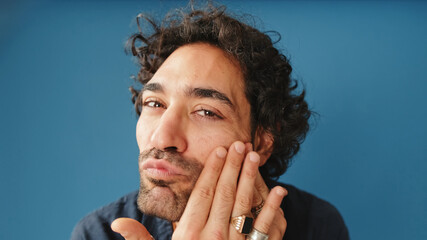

{"left": 194, "top": 108, "right": 224, "bottom": 120}
{"left": 142, "top": 99, "right": 166, "bottom": 109}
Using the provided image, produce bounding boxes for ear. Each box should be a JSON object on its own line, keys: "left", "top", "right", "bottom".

{"left": 253, "top": 128, "right": 274, "bottom": 166}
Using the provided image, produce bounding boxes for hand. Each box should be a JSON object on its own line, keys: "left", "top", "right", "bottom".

{"left": 253, "top": 171, "right": 288, "bottom": 239}
{"left": 173, "top": 141, "right": 287, "bottom": 239}
{"left": 111, "top": 218, "right": 152, "bottom": 240}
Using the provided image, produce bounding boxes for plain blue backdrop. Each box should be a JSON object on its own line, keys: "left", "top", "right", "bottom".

{"left": 1, "top": 0, "right": 426, "bottom": 239}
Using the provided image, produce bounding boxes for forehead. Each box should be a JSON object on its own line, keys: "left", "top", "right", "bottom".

{"left": 148, "top": 43, "right": 246, "bottom": 103}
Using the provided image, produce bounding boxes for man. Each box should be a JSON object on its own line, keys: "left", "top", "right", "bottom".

{"left": 71, "top": 3, "right": 349, "bottom": 240}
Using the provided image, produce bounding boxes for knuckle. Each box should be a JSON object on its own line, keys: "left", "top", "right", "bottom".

{"left": 217, "top": 184, "right": 235, "bottom": 202}
{"left": 207, "top": 158, "right": 223, "bottom": 173}
{"left": 252, "top": 196, "right": 263, "bottom": 207}
{"left": 209, "top": 229, "right": 226, "bottom": 240}
{"left": 255, "top": 182, "right": 269, "bottom": 196}
{"left": 265, "top": 201, "right": 280, "bottom": 212}
{"left": 236, "top": 194, "right": 252, "bottom": 209}
{"left": 243, "top": 167, "right": 257, "bottom": 179}
{"left": 228, "top": 156, "right": 243, "bottom": 170}
{"left": 260, "top": 188, "right": 270, "bottom": 197}
{"left": 254, "top": 178, "right": 264, "bottom": 189}
{"left": 256, "top": 220, "right": 271, "bottom": 233}
{"left": 197, "top": 185, "right": 214, "bottom": 200}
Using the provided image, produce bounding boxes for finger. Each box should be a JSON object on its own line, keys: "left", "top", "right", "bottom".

{"left": 229, "top": 151, "right": 260, "bottom": 238}
{"left": 252, "top": 188, "right": 264, "bottom": 208}
{"left": 207, "top": 141, "right": 246, "bottom": 229}
{"left": 232, "top": 152, "right": 259, "bottom": 215}
{"left": 178, "top": 146, "right": 227, "bottom": 231}
{"left": 250, "top": 188, "right": 264, "bottom": 220}
{"left": 245, "top": 143, "right": 263, "bottom": 209}
{"left": 255, "top": 170, "right": 270, "bottom": 199}
{"left": 253, "top": 187, "right": 287, "bottom": 235}
{"left": 111, "top": 218, "right": 152, "bottom": 240}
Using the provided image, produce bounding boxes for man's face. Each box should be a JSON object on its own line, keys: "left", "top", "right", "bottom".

{"left": 136, "top": 43, "right": 252, "bottom": 221}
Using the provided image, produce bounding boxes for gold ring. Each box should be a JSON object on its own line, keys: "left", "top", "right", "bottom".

{"left": 230, "top": 215, "right": 254, "bottom": 235}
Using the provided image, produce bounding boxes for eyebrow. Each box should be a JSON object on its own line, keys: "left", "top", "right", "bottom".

{"left": 142, "top": 83, "right": 234, "bottom": 109}
{"left": 142, "top": 83, "right": 163, "bottom": 93}
{"left": 188, "top": 87, "right": 234, "bottom": 109}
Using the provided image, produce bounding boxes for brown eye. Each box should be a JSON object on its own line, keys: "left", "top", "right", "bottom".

{"left": 196, "top": 109, "right": 210, "bottom": 116}
{"left": 195, "top": 108, "right": 223, "bottom": 120}
{"left": 143, "top": 100, "right": 165, "bottom": 108}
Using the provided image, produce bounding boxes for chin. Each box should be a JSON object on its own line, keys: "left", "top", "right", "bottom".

{"left": 137, "top": 181, "right": 190, "bottom": 221}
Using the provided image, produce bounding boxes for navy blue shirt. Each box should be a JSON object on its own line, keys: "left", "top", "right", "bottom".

{"left": 71, "top": 182, "right": 349, "bottom": 240}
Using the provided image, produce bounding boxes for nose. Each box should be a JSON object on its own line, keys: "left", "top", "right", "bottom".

{"left": 150, "top": 107, "right": 187, "bottom": 152}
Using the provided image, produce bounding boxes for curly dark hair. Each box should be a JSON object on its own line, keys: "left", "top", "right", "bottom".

{"left": 127, "top": 3, "right": 311, "bottom": 182}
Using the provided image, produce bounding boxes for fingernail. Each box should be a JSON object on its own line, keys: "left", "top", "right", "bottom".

{"left": 235, "top": 142, "right": 245, "bottom": 154}
{"left": 216, "top": 147, "right": 227, "bottom": 158}
{"left": 249, "top": 152, "right": 260, "bottom": 163}
{"left": 276, "top": 187, "right": 287, "bottom": 197}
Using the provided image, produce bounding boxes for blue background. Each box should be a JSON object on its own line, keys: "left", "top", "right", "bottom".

{"left": 1, "top": 0, "right": 426, "bottom": 239}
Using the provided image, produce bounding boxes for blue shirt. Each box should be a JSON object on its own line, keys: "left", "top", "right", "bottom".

{"left": 71, "top": 182, "right": 349, "bottom": 240}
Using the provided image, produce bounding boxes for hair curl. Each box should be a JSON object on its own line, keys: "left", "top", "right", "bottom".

{"left": 127, "top": 3, "right": 311, "bottom": 182}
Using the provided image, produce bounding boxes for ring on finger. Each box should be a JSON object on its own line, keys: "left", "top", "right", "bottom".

{"left": 251, "top": 200, "right": 264, "bottom": 218}
{"left": 246, "top": 228, "right": 269, "bottom": 240}
{"left": 230, "top": 215, "right": 254, "bottom": 235}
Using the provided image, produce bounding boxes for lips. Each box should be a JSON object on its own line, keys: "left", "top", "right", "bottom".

{"left": 141, "top": 159, "right": 186, "bottom": 180}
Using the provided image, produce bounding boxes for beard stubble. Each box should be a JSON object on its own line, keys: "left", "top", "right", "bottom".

{"left": 137, "top": 148, "right": 203, "bottom": 221}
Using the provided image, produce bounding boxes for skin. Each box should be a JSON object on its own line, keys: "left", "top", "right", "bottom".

{"left": 111, "top": 43, "right": 287, "bottom": 239}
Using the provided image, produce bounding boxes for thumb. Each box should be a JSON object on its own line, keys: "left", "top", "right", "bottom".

{"left": 111, "top": 218, "right": 153, "bottom": 240}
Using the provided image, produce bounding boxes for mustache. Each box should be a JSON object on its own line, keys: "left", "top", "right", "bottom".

{"left": 138, "top": 148, "right": 203, "bottom": 173}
